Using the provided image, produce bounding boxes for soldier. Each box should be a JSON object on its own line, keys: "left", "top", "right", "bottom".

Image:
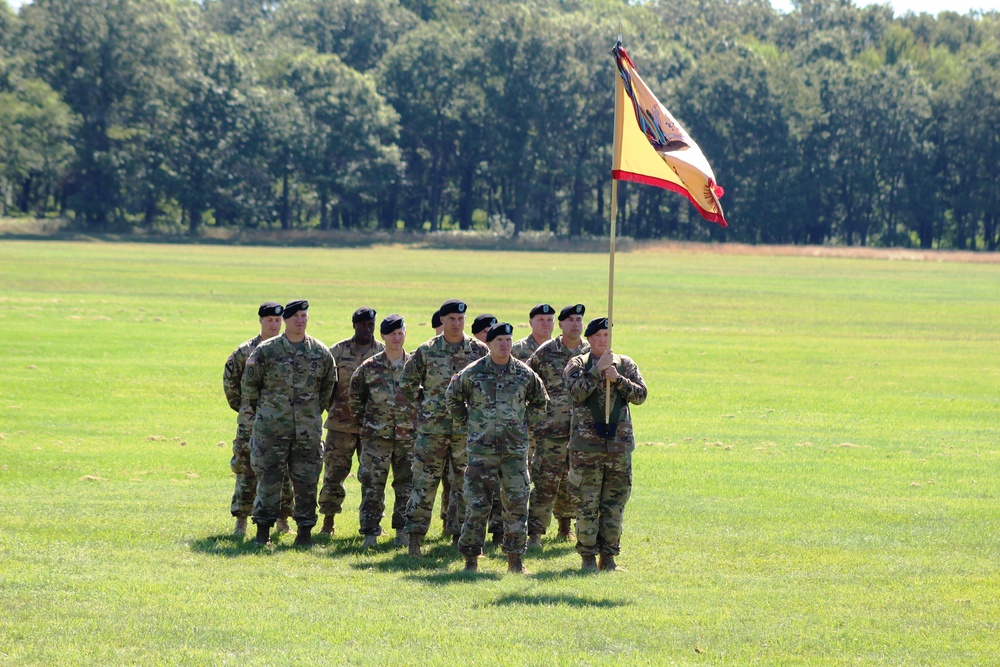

{"left": 349, "top": 314, "right": 415, "bottom": 548}
{"left": 564, "top": 317, "right": 647, "bottom": 571}
{"left": 318, "top": 307, "right": 385, "bottom": 537}
{"left": 470, "top": 311, "right": 504, "bottom": 544}
{"left": 447, "top": 322, "right": 548, "bottom": 574}
{"left": 243, "top": 300, "right": 336, "bottom": 546}
{"left": 431, "top": 309, "right": 443, "bottom": 335}
{"left": 525, "top": 303, "right": 589, "bottom": 548}
{"left": 222, "top": 302, "right": 294, "bottom": 537}
{"left": 511, "top": 303, "right": 555, "bottom": 362}
{"left": 401, "top": 299, "right": 489, "bottom": 556}
{"left": 470, "top": 314, "right": 497, "bottom": 343}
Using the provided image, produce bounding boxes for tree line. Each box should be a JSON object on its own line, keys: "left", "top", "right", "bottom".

{"left": 0, "top": 0, "right": 997, "bottom": 250}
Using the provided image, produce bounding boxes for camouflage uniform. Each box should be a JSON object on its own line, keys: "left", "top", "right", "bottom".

{"left": 446, "top": 356, "right": 548, "bottom": 555}
{"left": 525, "top": 335, "right": 590, "bottom": 536}
{"left": 223, "top": 335, "right": 292, "bottom": 519}
{"left": 564, "top": 351, "right": 647, "bottom": 557}
{"left": 242, "top": 334, "right": 336, "bottom": 529}
{"left": 401, "top": 334, "right": 489, "bottom": 539}
{"left": 318, "top": 337, "right": 384, "bottom": 516}
{"left": 511, "top": 334, "right": 546, "bottom": 362}
{"left": 348, "top": 351, "right": 415, "bottom": 536}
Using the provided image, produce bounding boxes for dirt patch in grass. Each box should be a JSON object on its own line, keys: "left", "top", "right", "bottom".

{"left": 635, "top": 240, "right": 999, "bottom": 264}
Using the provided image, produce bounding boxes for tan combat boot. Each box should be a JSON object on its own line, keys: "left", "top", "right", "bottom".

{"left": 408, "top": 533, "right": 422, "bottom": 557}
{"left": 556, "top": 517, "right": 574, "bottom": 542}
{"left": 526, "top": 534, "right": 542, "bottom": 550}
{"left": 581, "top": 554, "right": 598, "bottom": 572}
{"left": 507, "top": 553, "right": 526, "bottom": 574}
{"left": 598, "top": 554, "right": 618, "bottom": 571}
{"left": 319, "top": 514, "right": 334, "bottom": 537}
{"left": 233, "top": 516, "right": 247, "bottom": 537}
{"left": 362, "top": 534, "right": 378, "bottom": 549}
{"left": 463, "top": 553, "right": 479, "bottom": 572}
{"left": 394, "top": 530, "right": 407, "bottom": 547}
{"left": 274, "top": 516, "right": 290, "bottom": 534}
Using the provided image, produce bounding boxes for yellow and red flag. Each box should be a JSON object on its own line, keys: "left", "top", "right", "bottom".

{"left": 612, "top": 42, "right": 727, "bottom": 227}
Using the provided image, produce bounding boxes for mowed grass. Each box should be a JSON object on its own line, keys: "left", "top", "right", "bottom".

{"left": 0, "top": 240, "right": 998, "bottom": 666}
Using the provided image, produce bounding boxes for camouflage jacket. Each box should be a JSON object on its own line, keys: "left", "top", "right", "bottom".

{"left": 445, "top": 356, "right": 548, "bottom": 455}
{"left": 527, "top": 335, "right": 590, "bottom": 439}
{"left": 511, "top": 334, "right": 547, "bottom": 362}
{"left": 348, "top": 351, "right": 415, "bottom": 442}
{"left": 401, "top": 334, "right": 489, "bottom": 436}
{"left": 242, "top": 334, "right": 336, "bottom": 441}
{"left": 223, "top": 334, "right": 263, "bottom": 440}
{"left": 564, "top": 352, "right": 647, "bottom": 453}
{"left": 325, "top": 337, "right": 385, "bottom": 434}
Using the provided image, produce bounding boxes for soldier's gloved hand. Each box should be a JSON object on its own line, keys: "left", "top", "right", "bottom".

{"left": 596, "top": 350, "right": 614, "bottom": 371}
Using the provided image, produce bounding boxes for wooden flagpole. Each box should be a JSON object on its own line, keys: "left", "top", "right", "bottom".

{"left": 606, "top": 179, "right": 618, "bottom": 423}
{"left": 606, "top": 34, "right": 623, "bottom": 424}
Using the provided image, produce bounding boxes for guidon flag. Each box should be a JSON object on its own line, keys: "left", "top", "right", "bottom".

{"left": 611, "top": 42, "right": 727, "bottom": 228}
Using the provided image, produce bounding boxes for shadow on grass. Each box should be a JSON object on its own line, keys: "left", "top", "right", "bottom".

{"left": 484, "top": 593, "right": 630, "bottom": 608}
{"left": 189, "top": 533, "right": 276, "bottom": 557}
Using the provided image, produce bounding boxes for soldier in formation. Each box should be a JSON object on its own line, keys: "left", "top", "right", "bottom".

{"left": 563, "top": 317, "right": 648, "bottom": 571}
{"left": 511, "top": 303, "right": 555, "bottom": 361}
{"left": 319, "top": 307, "right": 384, "bottom": 537}
{"left": 401, "top": 299, "right": 489, "bottom": 556}
{"left": 525, "top": 303, "right": 588, "bottom": 547}
{"left": 446, "top": 322, "right": 548, "bottom": 574}
{"left": 242, "top": 300, "right": 336, "bottom": 546}
{"left": 222, "top": 302, "right": 293, "bottom": 537}
{"left": 349, "top": 314, "right": 415, "bottom": 548}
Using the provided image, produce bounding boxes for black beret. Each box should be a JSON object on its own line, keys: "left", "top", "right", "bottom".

{"left": 258, "top": 302, "right": 283, "bottom": 318}
{"left": 529, "top": 304, "right": 555, "bottom": 318}
{"left": 431, "top": 310, "right": 442, "bottom": 328}
{"left": 584, "top": 317, "right": 609, "bottom": 337}
{"left": 380, "top": 314, "right": 404, "bottom": 335}
{"left": 471, "top": 314, "right": 497, "bottom": 335}
{"left": 352, "top": 307, "right": 377, "bottom": 323}
{"left": 559, "top": 304, "right": 586, "bottom": 321}
{"left": 439, "top": 299, "right": 467, "bottom": 317}
{"left": 486, "top": 322, "right": 514, "bottom": 342}
{"left": 282, "top": 300, "right": 309, "bottom": 319}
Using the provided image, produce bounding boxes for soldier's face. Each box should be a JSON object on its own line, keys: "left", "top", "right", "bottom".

{"left": 354, "top": 319, "right": 375, "bottom": 346}
{"left": 560, "top": 315, "right": 584, "bottom": 340}
{"left": 488, "top": 335, "right": 513, "bottom": 363}
{"left": 381, "top": 327, "right": 405, "bottom": 353}
{"left": 286, "top": 310, "right": 308, "bottom": 336}
{"left": 260, "top": 315, "right": 283, "bottom": 340}
{"left": 442, "top": 313, "right": 465, "bottom": 341}
{"left": 474, "top": 330, "right": 489, "bottom": 343}
{"left": 587, "top": 329, "right": 608, "bottom": 356}
{"left": 530, "top": 314, "right": 554, "bottom": 340}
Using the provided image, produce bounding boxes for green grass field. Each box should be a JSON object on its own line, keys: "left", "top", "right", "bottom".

{"left": 1, "top": 240, "right": 998, "bottom": 666}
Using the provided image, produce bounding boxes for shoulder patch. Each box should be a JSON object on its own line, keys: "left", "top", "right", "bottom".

{"left": 246, "top": 357, "right": 255, "bottom": 366}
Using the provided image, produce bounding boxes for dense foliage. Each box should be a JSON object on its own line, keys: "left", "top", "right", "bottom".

{"left": 0, "top": 0, "right": 997, "bottom": 249}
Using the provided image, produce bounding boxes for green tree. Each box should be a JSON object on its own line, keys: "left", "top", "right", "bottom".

{"left": 284, "top": 52, "right": 403, "bottom": 229}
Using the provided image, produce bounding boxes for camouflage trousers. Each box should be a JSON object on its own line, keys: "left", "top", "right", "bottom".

{"left": 230, "top": 436, "right": 293, "bottom": 518}
{"left": 566, "top": 450, "right": 632, "bottom": 556}
{"left": 403, "top": 432, "right": 467, "bottom": 538}
{"left": 250, "top": 433, "right": 322, "bottom": 529}
{"left": 526, "top": 436, "right": 575, "bottom": 535}
{"left": 358, "top": 436, "right": 413, "bottom": 536}
{"left": 458, "top": 448, "right": 531, "bottom": 556}
{"left": 318, "top": 430, "right": 361, "bottom": 515}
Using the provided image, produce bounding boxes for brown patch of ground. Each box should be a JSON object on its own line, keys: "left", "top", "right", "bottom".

{"left": 635, "top": 240, "right": 999, "bottom": 264}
